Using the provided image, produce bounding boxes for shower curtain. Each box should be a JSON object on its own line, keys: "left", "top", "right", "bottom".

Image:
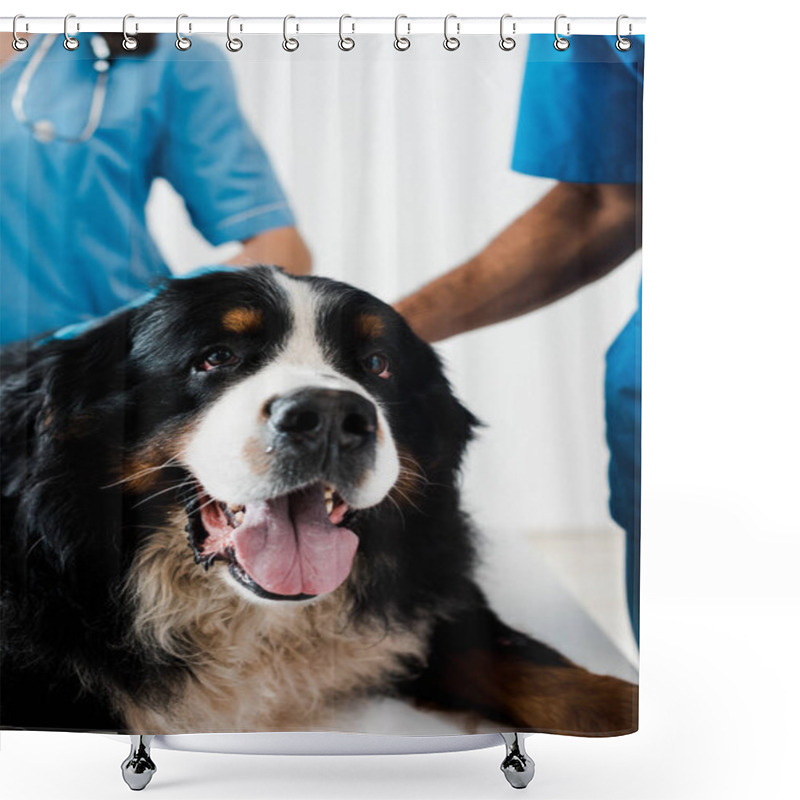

{"left": 0, "top": 21, "right": 643, "bottom": 739}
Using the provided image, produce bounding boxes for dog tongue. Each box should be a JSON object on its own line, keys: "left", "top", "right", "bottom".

{"left": 232, "top": 484, "right": 358, "bottom": 597}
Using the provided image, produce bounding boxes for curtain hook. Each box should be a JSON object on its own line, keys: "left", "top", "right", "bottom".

{"left": 499, "top": 14, "right": 516, "bottom": 51}
{"left": 175, "top": 14, "right": 192, "bottom": 50}
{"left": 282, "top": 15, "right": 299, "bottom": 52}
{"left": 394, "top": 14, "right": 411, "bottom": 51}
{"left": 616, "top": 14, "right": 632, "bottom": 51}
{"left": 338, "top": 14, "right": 355, "bottom": 51}
{"left": 122, "top": 14, "right": 138, "bottom": 51}
{"left": 12, "top": 15, "right": 29, "bottom": 51}
{"left": 63, "top": 13, "right": 79, "bottom": 51}
{"left": 554, "top": 14, "right": 571, "bottom": 51}
{"left": 443, "top": 14, "right": 460, "bottom": 51}
{"left": 226, "top": 15, "right": 243, "bottom": 52}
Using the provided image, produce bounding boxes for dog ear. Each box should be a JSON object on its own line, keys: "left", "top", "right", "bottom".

{"left": 6, "top": 311, "right": 136, "bottom": 614}
{"left": 427, "top": 377, "right": 482, "bottom": 475}
{"left": 395, "top": 340, "right": 481, "bottom": 478}
{"left": 386, "top": 315, "right": 481, "bottom": 478}
{"left": 38, "top": 312, "right": 134, "bottom": 429}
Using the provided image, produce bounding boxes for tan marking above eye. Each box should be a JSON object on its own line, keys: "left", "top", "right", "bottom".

{"left": 355, "top": 313, "right": 385, "bottom": 339}
{"left": 222, "top": 307, "right": 264, "bottom": 334}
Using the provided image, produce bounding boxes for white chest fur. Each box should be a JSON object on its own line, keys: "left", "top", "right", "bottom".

{"left": 114, "top": 522, "right": 429, "bottom": 734}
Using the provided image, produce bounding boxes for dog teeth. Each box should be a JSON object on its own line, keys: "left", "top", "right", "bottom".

{"left": 220, "top": 502, "right": 245, "bottom": 528}
{"left": 323, "top": 485, "right": 335, "bottom": 515}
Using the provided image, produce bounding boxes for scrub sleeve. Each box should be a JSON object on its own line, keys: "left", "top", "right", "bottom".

{"left": 511, "top": 34, "right": 644, "bottom": 642}
{"left": 155, "top": 44, "right": 295, "bottom": 246}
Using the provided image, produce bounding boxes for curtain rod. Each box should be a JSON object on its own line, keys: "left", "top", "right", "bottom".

{"left": 1, "top": 16, "right": 646, "bottom": 37}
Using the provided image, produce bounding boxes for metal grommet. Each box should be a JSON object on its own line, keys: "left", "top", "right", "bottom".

{"left": 63, "top": 13, "right": 79, "bottom": 51}
{"left": 394, "top": 14, "right": 411, "bottom": 51}
{"left": 122, "top": 14, "right": 138, "bottom": 51}
{"left": 175, "top": 14, "right": 192, "bottom": 51}
{"left": 443, "top": 14, "right": 460, "bottom": 51}
{"left": 226, "top": 15, "right": 243, "bottom": 52}
{"left": 554, "top": 14, "right": 571, "bottom": 51}
{"left": 616, "top": 14, "right": 632, "bottom": 51}
{"left": 338, "top": 14, "right": 355, "bottom": 51}
{"left": 12, "top": 15, "right": 29, "bottom": 51}
{"left": 499, "top": 14, "right": 516, "bottom": 51}
{"left": 282, "top": 15, "right": 299, "bottom": 52}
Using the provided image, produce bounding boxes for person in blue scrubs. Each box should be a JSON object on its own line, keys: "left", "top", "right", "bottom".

{"left": 0, "top": 32, "right": 311, "bottom": 345}
{"left": 395, "top": 35, "right": 643, "bottom": 643}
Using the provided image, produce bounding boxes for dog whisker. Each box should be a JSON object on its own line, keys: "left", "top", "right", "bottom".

{"left": 185, "top": 494, "right": 218, "bottom": 517}
{"left": 396, "top": 466, "right": 429, "bottom": 490}
{"left": 130, "top": 479, "right": 198, "bottom": 509}
{"left": 384, "top": 493, "right": 407, "bottom": 530}
{"left": 102, "top": 456, "right": 182, "bottom": 489}
{"left": 389, "top": 484, "right": 424, "bottom": 515}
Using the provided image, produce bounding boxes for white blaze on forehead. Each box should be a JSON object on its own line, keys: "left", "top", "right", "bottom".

{"left": 273, "top": 272, "right": 329, "bottom": 370}
{"left": 181, "top": 272, "right": 399, "bottom": 508}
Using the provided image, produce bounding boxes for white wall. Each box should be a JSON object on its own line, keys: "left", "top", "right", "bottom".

{"left": 147, "top": 33, "right": 641, "bottom": 534}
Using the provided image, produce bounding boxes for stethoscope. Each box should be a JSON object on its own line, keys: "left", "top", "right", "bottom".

{"left": 11, "top": 33, "right": 112, "bottom": 144}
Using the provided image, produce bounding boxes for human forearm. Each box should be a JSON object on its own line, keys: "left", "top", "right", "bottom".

{"left": 226, "top": 226, "right": 313, "bottom": 276}
{"left": 395, "top": 182, "right": 641, "bottom": 343}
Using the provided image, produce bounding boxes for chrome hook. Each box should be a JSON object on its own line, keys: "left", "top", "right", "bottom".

{"left": 282, "top": 15, "right": 299, "bottom": 52}
{"left": 122, "top": 14, "right": 138, "bottom": 51}
{"left": 226, "top": 15, "right": 243, "bottom": 52}
{"left": 554, "top": 14, "right": 571, "bottom": 51}
{"left": 338, "top": 14, "right": 355, "bottom": 51}
{"left": 394, "top": 14, "right": 411, "bottom": 51}
{"left": 12, "top": 14, "right": 29, "bottom": 51}
{"left": 616, "top": 14, "right": 632, "bottom": 51}
{"left": 443, "top": 14, "right": 460, "bottom": 51}
{"left": 175, "top": 13, "right": 191, "bottom": 50}
{"left": 63, "top": 13, "right": 79, "bottom": 51}
{"left": 499, "top": 14, "right": 516, "bottom": 51}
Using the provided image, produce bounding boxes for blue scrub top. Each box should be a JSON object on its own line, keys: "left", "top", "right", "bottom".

{"left": 512, "top": 34, "right": 644, "bottom": 639}
{"left": 512, "top": 34, "right": 644, "bottom": 183}
{"left": 0, "top": 33, "right": 295, "bottom": 345}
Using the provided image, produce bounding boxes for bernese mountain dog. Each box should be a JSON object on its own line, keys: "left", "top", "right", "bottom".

{"left": 0, "top": 266, "right": 637, "bottom": 735}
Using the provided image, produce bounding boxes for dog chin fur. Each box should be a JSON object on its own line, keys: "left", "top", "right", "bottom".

{"left": 115, "top": 514, "right": 430, "bottom": 734}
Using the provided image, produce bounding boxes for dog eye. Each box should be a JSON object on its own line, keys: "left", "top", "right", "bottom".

{"left": 198, "top": 347, "right": 240, "bottom": 372}
{"left": 362, "top": 353, "right": 391, "bottom": 379}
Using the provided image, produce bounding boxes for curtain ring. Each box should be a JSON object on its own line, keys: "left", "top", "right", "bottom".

{"left": 12, "top": 15, "right": 29, "bottom": 51}
{"left": 282, "top": 15, "right": 299, "bottom": 52}
{"left": 499, "top": 14, "right": 516, "bottom": 51}
{"left": 175, "top": 14, "right": 191, "bottom": 51}
{"left": 122, "top": 14, "right": 138, "bottom": 51}
{"left": 554, "top": 14, "right": 571, "bottom": 51}
{"left": 443, "top": 14, "right": 460, "bottom": 51}
{"left": 394, "top": 14, "right": 411, "bottom": 51}
{"left": 338, "top": 14, "right": 355, "bottom": 51}
{"left": 63, "top": 13, "right": 79, "bottom": 51}
{"left": 226, "top": 15, "right": 243, "bottom": 52}
{"left": 616, "top": 14, "right": 632, "bottom": 51}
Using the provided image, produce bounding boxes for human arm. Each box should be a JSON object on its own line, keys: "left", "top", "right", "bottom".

{"left": 225, "top": 226, "right": 312, "bottom": 276}
{"left": 394, "top": 181, "right": 641, "bottom": 343}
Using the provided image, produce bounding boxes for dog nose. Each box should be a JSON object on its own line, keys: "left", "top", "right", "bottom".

{"left": 268, "top": 389, "right": 377, "bottom": 453}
